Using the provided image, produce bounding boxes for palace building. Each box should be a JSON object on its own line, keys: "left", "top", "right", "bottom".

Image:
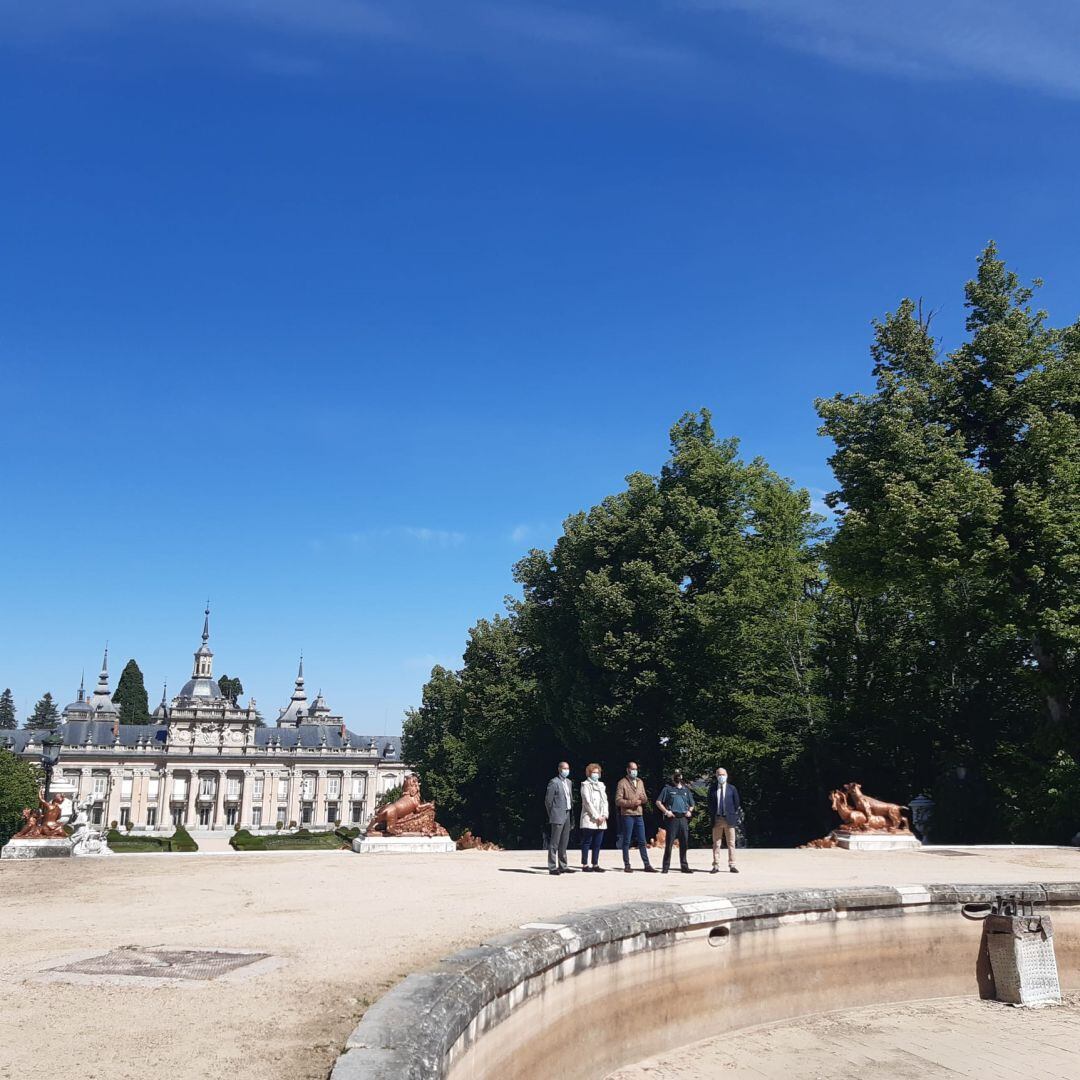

{"left": 2, "top": 609, "right": 406, "bottom": 833}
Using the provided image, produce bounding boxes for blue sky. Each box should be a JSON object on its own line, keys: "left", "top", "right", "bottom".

{"left": 3, "top": 1, "right": 1079, "bottom": 731}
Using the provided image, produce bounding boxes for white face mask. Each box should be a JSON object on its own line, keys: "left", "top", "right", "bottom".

{"left": 589, "top": 772, "right": 600, "bottom": 781}
{"left": 717, "top": 775, "right": 727, "bottom": 783}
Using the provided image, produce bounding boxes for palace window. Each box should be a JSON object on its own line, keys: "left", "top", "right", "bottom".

{"left": 225, "top": 806, "right": 238, "bottom": 826}
{"left": 226, "top": 776, "right": 241, "bottom": 800}
{"left": 146, "top": 807, "right": 157, "bottom": 828}
{"left": 276, "top": 805, "right": 287, "bottom": 825}
{"left": 172, "top": 806, "right": 185, "bottom": 826}
{"left": 121, "top": 772, "right": 133, "bottom": 800}
{"left": 277, "top": 778, "right": 288, "bottom": 801}
{"left": 91, "top": 805, "right": 103, "bottom": 825}
{"left": 119, "top": 807, "right": 130, "bottom": 827}
{"left": 326, "top": 801, "right": 339, "bottom": 824}
{"left": 252, "top": 777, "right": 264, "bottom": 800}
{"left": 301, "top": 803, "right": 313, "bottom": 825}
{"left": 350, "top": 802, "right": 365, "bottom": 824}
{"left": 92, "top": 774, "right": 108, "bottom": 797}
{"left": 172, "top": 777, "right": 189, "bottom": 800}
{"left": 326, "top": 775, "right": 341, "bottom": 798}
{"left": 147, "top": 778, "right": 160, "bottom": 801}
{"left": 198, "top": 806, "right": 212, "bottom": 827}
{"left": 251, "top": 807, "right": 262, "bottom": 828}
{"left": 352, "top": 775, "right": 367, "bottom": 798}
{"left": 300, "top": 775, "right": 316, "bottom": 799}
{"left": 199, "top": 776, "right": 215, "bottom": 798}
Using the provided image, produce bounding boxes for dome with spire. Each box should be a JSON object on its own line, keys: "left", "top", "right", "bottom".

{"left": 176, "top": 605, "right": 224, "bottom": 701}
{"left": 62, "top": 673, "right": 94, "bottom": 720}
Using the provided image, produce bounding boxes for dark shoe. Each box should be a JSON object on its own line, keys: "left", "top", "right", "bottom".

{"left": 710, "top": 867, "right": 720, "bottom": 874}
{"left": 681, "top": 868, "right": 693, "bottom": 874}
{"left": 581, "top": 865, "right": 592, "bottom": 872}
{"left": 730, "top": 866, "right": 740, "bottom": 873}
{"left": 661, "top": 868, "right": 669, "bottom": 874}
{"left": 624, "top": 866, "right": 633, "bottom": 874}
{"left": 593, "top": 866, "right": 605, "bottom": 873}
{"left": 644, "top": 865, "right": 659, "bottom": 873}
{"left": 549, "top": 869, "right": 560, "bottom": 876}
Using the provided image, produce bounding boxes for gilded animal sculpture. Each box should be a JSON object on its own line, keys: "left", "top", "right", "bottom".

{"left": 367, "top": 774, "right": 449, "bottom": 838}
{"left": 13, "top": 793, "right": 68, "bottom": 840}
{"left": 843, "top": 782, "right": 910, "bottom": 831}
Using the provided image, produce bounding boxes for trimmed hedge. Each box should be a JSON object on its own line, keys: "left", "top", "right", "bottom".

{"left": 229, "top": 826, "right": 355, "bottom": 851}
{"left": 104, "top": 826, "right": 200, "bottom": 853}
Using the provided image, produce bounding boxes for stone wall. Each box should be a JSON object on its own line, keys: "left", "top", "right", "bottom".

{"left": 330, "top": 881, "right": 1080, "bottom": 1080}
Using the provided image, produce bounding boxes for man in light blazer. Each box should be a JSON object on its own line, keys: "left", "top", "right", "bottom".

{"left": 545, "top": 761, "right": 575, "bottom": 875}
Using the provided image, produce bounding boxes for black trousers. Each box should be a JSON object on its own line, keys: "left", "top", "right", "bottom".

{"left": 662, "top": 815, "right": 690, "bottom": 870}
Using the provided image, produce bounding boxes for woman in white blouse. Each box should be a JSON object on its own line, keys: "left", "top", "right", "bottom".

{"left": 579, "top": 763, "right": 610, "bottom": 872}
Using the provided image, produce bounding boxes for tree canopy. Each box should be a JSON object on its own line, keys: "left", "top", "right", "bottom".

{"left": 26, "top": 693, "right": 60, "bottom": 730}
{"left": 407, "top": 245, "right": 1080, "bottom": 848}
{"left": 0, "top": 749, "right": 40, "bottom": 846}
{"left": 0, "top": 689, "right": 15, "bottom": 730}
{"left": 113, "top": 660, "right": 151, "bottom": 725}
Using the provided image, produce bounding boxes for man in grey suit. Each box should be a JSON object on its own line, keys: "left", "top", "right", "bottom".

{"left": 545, "top": 761, "right": 575, "bottom": 875}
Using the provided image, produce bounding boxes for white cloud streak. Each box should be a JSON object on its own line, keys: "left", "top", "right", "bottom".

{"left": 692, "top": 1, "right": 1080, "bottom": 99}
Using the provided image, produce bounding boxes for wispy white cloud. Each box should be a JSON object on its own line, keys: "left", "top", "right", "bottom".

{"left": 0, "top": 0, "right": 700, "bottom": 79}
{"left": 402, "top": 526, "right": 466, "bottom": 547}
{"left": 692, "top": 1, "right": 1080, "bottom": 99}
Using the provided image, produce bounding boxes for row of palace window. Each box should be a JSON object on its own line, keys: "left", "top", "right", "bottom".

{"left": 66, "top": 769, "right": 395, "bottom": 828}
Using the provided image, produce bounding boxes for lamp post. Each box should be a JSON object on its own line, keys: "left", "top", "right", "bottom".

{"left": 40, "top": 732, "right": 62, "bottom": 800}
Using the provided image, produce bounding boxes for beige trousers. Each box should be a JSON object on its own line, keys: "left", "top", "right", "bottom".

{"left": 712, "top": 818, "right": 736, "bottom": 867}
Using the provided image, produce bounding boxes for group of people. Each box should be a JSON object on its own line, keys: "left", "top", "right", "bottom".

{"left": 543, "top": 760, "right": 742, "bottom": 876}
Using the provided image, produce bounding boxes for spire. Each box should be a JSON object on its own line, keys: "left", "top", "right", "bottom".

{"left": 202, "top": 602, "right": 210, "bottom": 645}
{"left": 77, "top": 671, "right": 85, "bottom": 702}
{"left": 90, "top": 642, "right": 119, "bottom": 715}
{"left": 297, "top": 652, "right": 304, "bottom": 685}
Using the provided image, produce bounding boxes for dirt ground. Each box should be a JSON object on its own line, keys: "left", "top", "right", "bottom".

{"left": 609, "top": 993, "right": 1080, "bottom": 1079}
{"left": 1, "top": 845, "right": 1078, "bottom": 1080}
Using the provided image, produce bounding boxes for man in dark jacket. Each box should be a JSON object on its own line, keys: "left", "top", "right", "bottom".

{"left": 707, "top": 766, "right": 741, "bottom": 874}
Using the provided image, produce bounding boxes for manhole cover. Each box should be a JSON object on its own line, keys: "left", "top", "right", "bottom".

{"left": 50, "top": 947, "right": 270, "bottom": 981}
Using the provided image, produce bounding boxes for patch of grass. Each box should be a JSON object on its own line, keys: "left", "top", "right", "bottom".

{"left": 229, "top": 828, "right": 349, "bottom": 851}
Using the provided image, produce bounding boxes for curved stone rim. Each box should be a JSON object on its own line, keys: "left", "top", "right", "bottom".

{"left": 330, "top": 880, "right": 1080, "bottom": 1080}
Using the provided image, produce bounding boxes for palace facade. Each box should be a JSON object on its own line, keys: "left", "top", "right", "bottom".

{"left": 1, "top": 609, "right": 406, "bottom": 833}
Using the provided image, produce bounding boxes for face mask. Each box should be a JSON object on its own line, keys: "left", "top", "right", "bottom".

{"left": 559, "top": 769, "right": 569, "bottom": 779}
{"left": 628, "top": 770, "right": 638, "bottom": 779}
{"left": 717, "top": 775, "right": 727, "bottom": 783}
{"left": 589, "top": 772, "right": 600, "bottom": 781}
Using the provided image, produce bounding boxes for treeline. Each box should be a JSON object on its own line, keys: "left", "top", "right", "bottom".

{"left": 403, "top": 245, "right": 1080, "bottom": 847}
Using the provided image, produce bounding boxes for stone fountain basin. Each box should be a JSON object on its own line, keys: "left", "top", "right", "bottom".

{"left": 330, "top": 881, "right": 1080, "bottom": 1080}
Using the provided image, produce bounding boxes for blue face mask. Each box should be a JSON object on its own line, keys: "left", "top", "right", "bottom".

{"left": 589, "top": 772, "right": 600, "bottom": 781}
{"left": 628, "top": 770, "right": 638, "bottom": 779}
{"left": 559, "top": 769, "right": 569, "bottom": 779}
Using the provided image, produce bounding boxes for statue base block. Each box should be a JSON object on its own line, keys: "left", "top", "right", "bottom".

{"left": 352, "top": 835, "right": 456, "bottom": 855}
{"left": 1, "top": 838, "right": 74, "bottom": 860}
{"left": 833, "top": 830, "right": 921, "bottom": 851}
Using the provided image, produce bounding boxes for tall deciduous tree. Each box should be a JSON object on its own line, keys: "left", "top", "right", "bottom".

{"left": 26, "top": 693, "right": 60, "bottom": 730}
{"left": 0, "top": 749, "right": 40, "bottom": 845}
{"left": 112, "top": 660, "right": 150, "bottom": 725}
{"left": 0, "top": 688, "right": 15, "bottom": 730}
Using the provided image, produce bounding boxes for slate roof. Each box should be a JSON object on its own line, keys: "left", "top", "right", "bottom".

{"left": 0, "top": 722, "right": 402, "bottom": 760}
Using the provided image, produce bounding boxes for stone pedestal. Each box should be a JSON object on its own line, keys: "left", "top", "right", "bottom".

{"left": 1, "top": 838, "right": 74, "bottom": 860}
{"left": 833, "top": 829, "right": 921, "bottom": 851}
{"left": 352, "top": 835, "right": 456, "bottom": 854}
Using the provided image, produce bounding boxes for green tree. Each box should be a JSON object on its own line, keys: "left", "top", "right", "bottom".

{"left": 408, "top": 410, "right": 824, "bottom": 846}
{"left": 26, "top": 693, "right": 60, "bottom": 730}
{"left": 218, "top": 675, "right": 244, "bottom": 705}
{"left": 0, "top": 749, "right": 40, "bottom": 845}
{"left": 0, "top": 689, "right": 15, "bottom": 730}
{"left": 817, "top": 244, "right": 1080, "bottom": 841}
{"left": 112, "top": 660, "right": 151, "bottom": 725}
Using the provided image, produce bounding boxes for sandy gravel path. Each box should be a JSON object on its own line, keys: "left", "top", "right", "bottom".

{"left": 1, "top": 845, "right": 1077, "bottom": 1080}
